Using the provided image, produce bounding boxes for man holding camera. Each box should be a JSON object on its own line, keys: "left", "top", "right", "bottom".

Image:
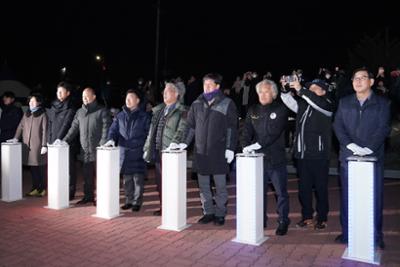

{"left": 280, "top": 76, "right": 334, "bottom": 230}
{"left": 242, "top": 79, "right": 290, "bottom": 235}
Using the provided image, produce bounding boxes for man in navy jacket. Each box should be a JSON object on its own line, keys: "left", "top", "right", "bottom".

{"left": 333, "top": 67, "right": 391, "bottom": 249}
{"left": 106, "top": 89, "right": 150, "bottom": 212}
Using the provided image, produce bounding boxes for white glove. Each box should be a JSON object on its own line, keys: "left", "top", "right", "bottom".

{"left": 6, "top": 138, "right": 18, "bottom": 143}
{"left": 53, "top": 139, "right": 68, "bottom": 146}
{"left": 225, "top": 149, "right": 234, "bottom": 163}
{"left": 103, "top": 140, "right": 115, "bottom": 147}
{"left": 362, "top": 147, "right": 373, "bottom": 155}
{"left": 143, "top": 151, "right": 150, "bottom": 162}
{"left": 40, "top": 147, "right": 48, "bottom": 155}
{"left": 346, "top": 143, "right": 364, "bottom": 155}
{"left": 242, "top": 142, "right": 262, "bottom": 154}
{"left": 166, "top": 142, "right": 187, "bottom": 151}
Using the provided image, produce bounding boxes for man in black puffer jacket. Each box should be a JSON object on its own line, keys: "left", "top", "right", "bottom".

{"left": 242, "top": 79, "right": 290, "bottom": 235}
{"left": 47, "top": 82, "right": 78, "bottom": 200}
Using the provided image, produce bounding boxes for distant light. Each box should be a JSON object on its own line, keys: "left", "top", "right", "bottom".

{"left": 96, "top": 55, "right": 102, "bottom": 61}
{"left": 61, "top": 67, "right": 67, "bottom": 73}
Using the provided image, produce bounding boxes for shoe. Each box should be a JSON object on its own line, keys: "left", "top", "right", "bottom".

{"left": 314, "top": 221, "right": 327, "bottom": 230}
{"left": 153, "top": 210, "right": 161, "bottom": 216}
{"left": 76, "top": 198, "right": 93, "bottom": 205}
{"left": 296, "top": 219, "right": 314, "bottom": 228}
{"left": 198, "top": 214, "right": 215, "bottom": 224}
{"left": 276, "top": 221, "right": 289, "bottom": 236}
{"left": 121, "top": 203, "right": 133, "bottom": 210}
{"left": 37, "top": 189, "right": 46, "bottom": 197}
{"left": 334, "top": 234, "right": 348, "bottom": 244}
{"left": 131, "top": 205, "right": 141, "bottom": 212}
{"left": 26, "top": 189, "right": 39, "bottom": 197}
{"left": 214, "top": 216, "right": 225, "bottom": 226}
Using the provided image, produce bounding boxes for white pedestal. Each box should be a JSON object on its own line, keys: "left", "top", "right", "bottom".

{"left": 342, "top": 156, "right": 380, "bottom": 265}
{"left": 158, "top": 150, "right": 190, "bottom": 231}
{"left": 233, "top": 153, "right": 268, "bottom": 246}
{"left": 93, "top": 147, "right": 120, "bottom": 219}
{"left": 1, "top": 142, "right": 22, "bottom": 202}
{"left": 45, "top": 145, "right": 69, "bottom": 210}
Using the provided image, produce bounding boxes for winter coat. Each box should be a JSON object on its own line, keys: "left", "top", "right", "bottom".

{"left": 242, "top": 101, "right": 289, "bottom": 168}
{"left": 108, "top": 106, "right": 151, "bottom": 174}
{"left": 14, "top": 107, "right": 47, "bottom": 166}
{"left": 63, "top": 101, "right": 111, "bottom": 163}
{"left": 333, "top": 92, "right": 391, "bottom": 162}
{"left": 281, "top": 88, "right": 334, "bottom": 160}
{"left": 0, "top": 103, "right": 23, "bottom": 143}
{"left": 143, "top": 102, "right": 188, "bottom": 163}
{"left": 186, "top": 90, "right": 238, "bottom": 175}
{"left": 47, "top": 98, "right": 76, "bottom": 143}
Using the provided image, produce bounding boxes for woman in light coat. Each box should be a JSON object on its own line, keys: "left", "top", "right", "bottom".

{"left": 13, "top": 93, "right": 48, "bottom": 197}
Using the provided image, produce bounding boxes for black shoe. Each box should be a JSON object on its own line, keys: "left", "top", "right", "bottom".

{"left": 76, "top": 197, "right": 94, "bottom": 205}
{"left": 296, "top": 219, "right": 314, "bottom": 228}
{"left": 69, "top": 194, "right": 75, "bottom": 201}
{"left": 131, "top": 205, "right": 141, "bottom": 212}
{"left": 153, "top": 209, "right": 161, "bottom": 216}
{"left": 214, "top": 216, "right": 225, "bottom": 226}
{"left": 198, "top": 214, "right": 215, "bottom": 224}
{"left": 314, "top": 221, "right": 327, "bottom": 230}
{"left": 276, "top": 221, "right": 289, "bottom": 236}
{"left": 334, "top": 234, "right": 348, "bottom": 244}
{"left": 121, "top": 203, "right": 133, "bottom": 210}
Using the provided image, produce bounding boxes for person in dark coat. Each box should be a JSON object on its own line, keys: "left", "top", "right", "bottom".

{"left": 47, "top": 82, "right": 78, "bottom": 200}
{"left": 242, "top": 79, "right": 290, "bottom": 235}
{"left": 333, "top": 67, "right": 391, "bottom": 249}
{"left": 143, "top": 83, "right": 188, "bottom": 216}
{"left": 185, "top": 73, "right": 238, "bottom": 226}
{"left": 281, "top": 77, "right": 334, "bottom": 230}
{"left": 0, "top": 91, "right": 23, "bottom": 143}
{"left": 60, "top": 87, "right": 111, "bottom": 205}
{"left": 105, "top": 89, "right": 151, "bottom": 212}
{"left": 11, "top": 93, "right": 48, "bottom": 197}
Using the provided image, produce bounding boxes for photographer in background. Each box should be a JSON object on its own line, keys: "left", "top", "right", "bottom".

{"left": 280, "top": 76, "right": 334, "bottom": 230}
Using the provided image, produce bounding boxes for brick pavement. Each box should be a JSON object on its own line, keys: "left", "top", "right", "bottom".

{"left": 0, "top": 167, "right": 399, "bottom": 267}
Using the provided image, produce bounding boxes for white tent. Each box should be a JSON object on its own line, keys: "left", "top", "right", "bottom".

{"left": 0, "top": 80, "right": 30, "bottom": 98}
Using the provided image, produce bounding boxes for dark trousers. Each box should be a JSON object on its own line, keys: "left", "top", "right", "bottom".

{"left": 339, "top": 161, "right": 384, "bottom": 242}
{"left": 264, "top": 164, "right": 290, "bottom": 224}
{"left": 69, "top": 151, "right": 77, "bottom": 197}
{"left": 297, "top": 159, "right": 329, "bottom": 222}
{"left": 82, "top": 162, "right": 95, "bottom": 200}
{"left": 154, "top": 152, "right": 162, "bottom": 207}
{"left": 31, "top": 165, "right": 45, "bottom": 191}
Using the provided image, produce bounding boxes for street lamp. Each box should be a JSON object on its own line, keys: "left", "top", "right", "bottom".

{"left": 95, "top": 55, "right": 102, "bottom": 62}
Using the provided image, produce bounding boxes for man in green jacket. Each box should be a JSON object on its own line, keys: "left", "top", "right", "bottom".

{"left": 143, "top": 83, "right": 188, "bottom": 215}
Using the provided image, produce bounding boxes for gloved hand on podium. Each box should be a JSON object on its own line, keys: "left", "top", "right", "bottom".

{"left": 346, "top": 143, "right": 373, "bottom": 156}
{"left": 242, "top": 142, "right": 262, "bottom": 154}
{"left": 225, "top": 149, "right": 234, "bottom": 163}
{"left": 102, "top": 140, "right": 115, "bottom": 147}
{"left": 52, "top": 139, "right": 68, "bottom": 146}
{"left": 6, "top": 138, "right": 18, "bottom": 143}
{"left": 40, "top": 147, "right": 48, "bottom": 155}
{"left": 166, "top": 142, "right": 187, "bottom": 151}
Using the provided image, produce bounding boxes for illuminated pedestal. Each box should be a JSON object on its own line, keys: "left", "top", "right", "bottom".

{"left": 1, "top": 142, "right": 22, "bottom": 202}
{"left": 93, "top": 147, "right": 120, "bottom": 219}
{"left": 158, "top": 150, "right": 190, "bottom": 231}
{"left": 342, "top": 156, "right": 380, "bottom": 265}
{"left": 233, "top": 153, "right": 268, "bottom": 246}
{"left": 45, "top": 144, "right": 69, "bottom": 209}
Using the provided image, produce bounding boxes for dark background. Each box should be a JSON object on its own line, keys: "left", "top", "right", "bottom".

{"left": 0, "top": 1, "right": 398, "bottom": 93}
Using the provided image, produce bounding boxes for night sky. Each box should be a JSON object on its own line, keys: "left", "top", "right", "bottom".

{"left": 1, "top": 1, "right": 398, "bottom": 91}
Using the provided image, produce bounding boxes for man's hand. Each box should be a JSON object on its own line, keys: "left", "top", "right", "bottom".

{"left": 242, "top": 142, "right": 262, "bottom": 154}
{"left": 225, "top": 149, "right": 234, "bottom": 163}
{"left": 102, "top": 140, "right": 115, "bottom": 147}
{"left": 40, "top": 147, "right": 48, "bottom": 155}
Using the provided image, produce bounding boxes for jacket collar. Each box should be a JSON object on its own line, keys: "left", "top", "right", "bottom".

{"left": 26, "top": 106, "right": 45, "bottom": 117}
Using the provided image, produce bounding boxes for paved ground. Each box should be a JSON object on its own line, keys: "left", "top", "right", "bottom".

{"left": 1, "top": 166, "right": 400, "bottom": 267}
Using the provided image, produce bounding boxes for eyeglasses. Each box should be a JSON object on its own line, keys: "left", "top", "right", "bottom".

{"left": 352, "top": 76, "right": 369, "bottom": 82}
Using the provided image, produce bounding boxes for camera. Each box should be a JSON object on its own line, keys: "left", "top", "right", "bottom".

{"left": 281, "top": 75, "right": 297, "bottom": 92}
